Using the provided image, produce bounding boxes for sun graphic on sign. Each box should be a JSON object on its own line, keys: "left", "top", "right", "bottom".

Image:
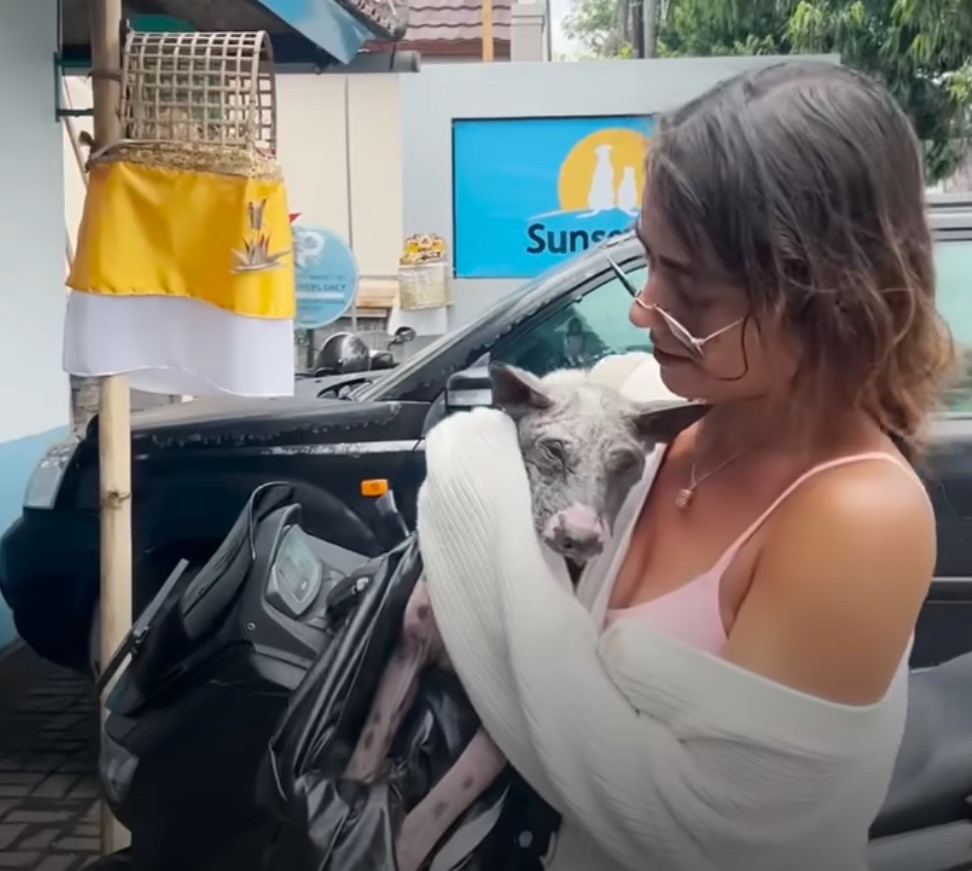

{"left": 556, "top": 127, "right": 650, "bottom": 216}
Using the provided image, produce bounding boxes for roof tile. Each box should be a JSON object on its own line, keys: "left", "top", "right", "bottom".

{"left": 404, "top": 0, "right": 511, "bottom": 43}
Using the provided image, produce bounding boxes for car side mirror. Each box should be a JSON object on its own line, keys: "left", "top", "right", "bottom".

{"left": 444, "top": 366, "right": 493, "bottom": 415}
{"left": 369, "top": 350, "right": 396, "bottom": 370}
{"left": 389, "top": 326, "right": 417, "bottom": 346}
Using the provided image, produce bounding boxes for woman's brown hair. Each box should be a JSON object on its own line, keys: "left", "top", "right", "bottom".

{"left": 646, "top": 60, "right": 955, "bottom": 455}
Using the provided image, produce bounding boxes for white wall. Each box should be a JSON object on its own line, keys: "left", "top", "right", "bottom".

{"left": 62, "top": 78, "right": 92, "bottom": 276}
{"left": 0, "top": 0, "right": 70, "bottom": 648}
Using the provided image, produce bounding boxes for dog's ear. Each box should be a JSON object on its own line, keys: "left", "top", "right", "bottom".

{"left": 489, "top": 363, "right": 554, "bottom": 415}
{"left": 629, "top": 400, "right": 709, "bottom": 446}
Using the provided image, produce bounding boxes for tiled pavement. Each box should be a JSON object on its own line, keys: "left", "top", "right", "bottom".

{"left": 0, "top": 645, "right": 102, "bottom": 870}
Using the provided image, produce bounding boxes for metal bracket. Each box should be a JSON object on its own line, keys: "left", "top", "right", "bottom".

{"left": 53, "top": 53, "right": 94, "bottom": 121}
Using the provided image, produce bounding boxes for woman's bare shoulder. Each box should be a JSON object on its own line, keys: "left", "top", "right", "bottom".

{"left": 765, "top": 454, "right": 935, "bottom": 598}
{"left": 725, "top": 455, "right": 935, "bottom": 705}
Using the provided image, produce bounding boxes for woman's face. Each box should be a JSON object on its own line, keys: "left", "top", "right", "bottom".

{"left": 629, "top": 197, "right": 798, "bottom": 405}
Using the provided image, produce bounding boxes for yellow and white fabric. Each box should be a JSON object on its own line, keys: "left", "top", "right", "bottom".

{"left": 64, "top": 159, "right": 296, "bottom": 397}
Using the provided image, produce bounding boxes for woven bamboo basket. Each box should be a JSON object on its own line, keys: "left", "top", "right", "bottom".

{"left": 89, "top": 29, "right": 279, "bottom": 178}
{"left": 88, "top": 139, "right": 282, "bottom": 180}
{"left": 398, "top": 260, "right": 451, "bottom": 311}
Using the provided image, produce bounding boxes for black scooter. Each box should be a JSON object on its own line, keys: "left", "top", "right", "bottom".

{"left": 92, "top": 482, "right": 410, "bottom": 871}
{"left": 89, "top": 481, "right": 972, "bottom": 871}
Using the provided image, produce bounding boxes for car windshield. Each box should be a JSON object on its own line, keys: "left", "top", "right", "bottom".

{"left": 353, "top": 221, "right": 972, "bottom": 408}
{"left": 351, "top": 256, "right": 604, "bottom": 401}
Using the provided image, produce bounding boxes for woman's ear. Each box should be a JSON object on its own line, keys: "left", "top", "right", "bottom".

{"left": 629, "top": 400, "right": 710, "bottom": 446}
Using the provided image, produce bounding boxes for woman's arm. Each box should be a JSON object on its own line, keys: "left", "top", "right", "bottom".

{"left": 417, "top": 408, "right": 911, "bottom": 871}
{"left": 418, "top": 411, "right": 707, "bottom": 869}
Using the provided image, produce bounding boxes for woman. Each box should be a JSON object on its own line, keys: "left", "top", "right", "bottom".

{"left": 416, "top": 61, "right": 955, "bottom": 871}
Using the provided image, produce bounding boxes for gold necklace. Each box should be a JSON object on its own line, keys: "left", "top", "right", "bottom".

{"left": 674, "top": 438, "right": 752, "bottom": 511}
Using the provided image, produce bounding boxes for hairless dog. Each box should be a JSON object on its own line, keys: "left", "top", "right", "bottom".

{"left": 343, "top": 363, "right": 708, "bottom": 871}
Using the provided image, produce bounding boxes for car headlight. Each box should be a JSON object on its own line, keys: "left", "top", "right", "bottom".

{"left": 23, "top": 437, "right": 79, "bottom": 509}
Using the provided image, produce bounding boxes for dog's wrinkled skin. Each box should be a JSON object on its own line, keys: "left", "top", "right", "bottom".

{"left": 343, "top": 363, "right": 709, "bottom": 871}
{"left": 492, "top": 364, "right": 710, "bottom": 565}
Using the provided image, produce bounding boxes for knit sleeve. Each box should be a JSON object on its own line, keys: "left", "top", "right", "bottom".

{"left": 417, "top": 407, "right": 885, "bottom": 871}
{"left": 418, "top": 409, "right": 691, "bottom": 868}
{"left": 587, "top": 352, "right": 647, "bottom": 389}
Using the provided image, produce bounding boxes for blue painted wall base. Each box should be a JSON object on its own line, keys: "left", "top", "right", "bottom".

{"left": 0, "top": 427, "right": 68, "bottom": 650}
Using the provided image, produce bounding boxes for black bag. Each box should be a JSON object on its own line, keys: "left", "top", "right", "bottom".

{"left": 257, "top": 534, "right": 561, "bottom": 871}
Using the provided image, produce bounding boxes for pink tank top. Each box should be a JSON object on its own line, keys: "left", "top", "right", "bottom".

{"left": 603, "top": 452, "right": 923, "bottom": 657}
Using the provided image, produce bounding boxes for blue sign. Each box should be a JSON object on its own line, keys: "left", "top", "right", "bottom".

{"left": 452, "top": 115, "right": 654, "bottom": 279}
{"left": 292, "top": 223, "right": 359, "bottom": 330}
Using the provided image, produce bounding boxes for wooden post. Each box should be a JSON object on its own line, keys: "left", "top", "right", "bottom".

{"left": 481, "top": 0, "right": 494, "bottom": 61}
{"left": 89, "top": 0, "right": 132, "bottom": 856}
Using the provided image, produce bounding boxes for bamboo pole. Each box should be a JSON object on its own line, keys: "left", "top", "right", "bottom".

{"left": 481, "top": 0, "right": 494, "bottom": 61}
{"left": 88, "top": 0, "right": 132, "bottom": 856}
{"left": 65, "top": 227, "right": 75, "bottom": 271}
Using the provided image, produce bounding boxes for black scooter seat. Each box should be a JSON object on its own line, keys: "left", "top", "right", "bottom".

{"left": 871, "top": 651, "right": 972, "bottom": 838}
{"left": 103, "top": 483, "right": 296, "bottom": 715}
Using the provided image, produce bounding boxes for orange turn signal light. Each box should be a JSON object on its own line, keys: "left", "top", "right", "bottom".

{"left": 360, "top": 478, "right": 389, "bottom": 497}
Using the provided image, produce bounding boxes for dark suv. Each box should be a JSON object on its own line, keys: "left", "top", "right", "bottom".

{"left": 3, "top": 205, "right": 972, "bottom": 673}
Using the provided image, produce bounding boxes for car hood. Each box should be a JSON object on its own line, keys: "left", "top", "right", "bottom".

{"left": 114, "top": 370, "right": 382, "bottom": 434}
{"left": 129, "top": 394, "right": 342, "bottom": 432}
{"left": 117, "top": 390, "right": 418, "bottom": 452}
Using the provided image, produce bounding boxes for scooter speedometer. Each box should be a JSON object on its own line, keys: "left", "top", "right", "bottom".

{"left": 266, "top": 526, "right": 326, "bottom": 620}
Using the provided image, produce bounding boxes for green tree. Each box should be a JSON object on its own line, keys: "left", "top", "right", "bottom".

{"left": 655, "top": 0, "right": 972, "bottom": 181}
{"left": 561, "top": 0, "right": 633, "bottom": 58}
{"left": 657, "top": 0, "right": 789, "bottom": 56}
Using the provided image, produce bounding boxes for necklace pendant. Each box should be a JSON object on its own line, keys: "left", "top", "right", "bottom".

{"left": 674, "top": 487, "right": 695, "bottom": 511}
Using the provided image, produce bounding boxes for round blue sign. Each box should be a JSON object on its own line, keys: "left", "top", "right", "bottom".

{"left": 293, "top": 223, "right": 359, "bottom": 330}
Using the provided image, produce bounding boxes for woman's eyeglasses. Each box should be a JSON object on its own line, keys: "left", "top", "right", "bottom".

{"left": 605, "top": 254, "right": 743, "bottom": 360}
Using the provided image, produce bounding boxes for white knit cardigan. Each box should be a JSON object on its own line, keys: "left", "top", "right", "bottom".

{"left": 415, "top": 354, "right": 909, "bottom": 871}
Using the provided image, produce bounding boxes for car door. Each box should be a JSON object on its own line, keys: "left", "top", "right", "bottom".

{"left": 914, "top": 228, "right": 972, "bottom": 667}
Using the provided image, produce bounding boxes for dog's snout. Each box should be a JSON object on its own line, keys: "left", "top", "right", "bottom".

{"left": 561, "top": 524, "right": 605, "bottom": 556}
{"left": 542, "top": 504, "right": 606, "bottom": 560}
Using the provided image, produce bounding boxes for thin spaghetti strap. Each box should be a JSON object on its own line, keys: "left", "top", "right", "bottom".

{"left": 710, "top": 452, "right": 923, "bottom": 574}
